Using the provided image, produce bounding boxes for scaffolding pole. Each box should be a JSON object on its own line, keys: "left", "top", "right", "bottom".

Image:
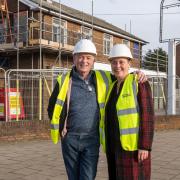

{"left": 58, "top": 0, "right": 62, "bottom": 67}
{"left": 16, "top": 0, "right": 20, "bottom": 121}
{"left": 91, "top": 0, "right": 94, "bottom": 40}
{"left": 39, "top": 0, "right": 43, "bottom": 120}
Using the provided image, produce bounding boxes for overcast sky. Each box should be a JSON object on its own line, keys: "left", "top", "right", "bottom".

{"left": 55, "top": 0, "right": 180, "bottom": 52}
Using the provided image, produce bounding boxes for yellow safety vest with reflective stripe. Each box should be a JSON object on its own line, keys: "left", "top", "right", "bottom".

{"left": 104, "top": 74, "right": 140, "bottom": 151}
{"left": 50, "top": 70, "right": 112, "bottom": 144}
{"left": 50, "top": 71, "right": 71, "bottom": 144}
{"left": 95, "top": 70, "right": 112, "bottom": 149}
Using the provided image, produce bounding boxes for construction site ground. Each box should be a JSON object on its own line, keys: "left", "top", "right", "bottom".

{"left": 0, "top": 130, "right": 180, "bottom": 180}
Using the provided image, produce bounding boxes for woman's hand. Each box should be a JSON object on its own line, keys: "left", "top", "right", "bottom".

{"left": 138, "top": 149, "right": 149, "bottom": 162}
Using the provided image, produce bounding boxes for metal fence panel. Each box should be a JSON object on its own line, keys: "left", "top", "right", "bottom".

{"left": 4, "top": 68, "right": 69, "bottom": 122}
{"left": 1, "top": 68, "right": 180, "bottom": 122}
{"left": 148, "top": 76, "right": 180, "bottom": 115}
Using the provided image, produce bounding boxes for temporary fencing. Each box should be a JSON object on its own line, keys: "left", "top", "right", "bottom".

{"left": 0, "top": 67, "right": 180, "bottom": 122}
{"left": 3, "top": 68, "right": 68, "bottom": 122}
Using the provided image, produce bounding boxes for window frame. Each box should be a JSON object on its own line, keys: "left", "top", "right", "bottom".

{"left": 103, "top": 33, "right": 113, "bottom": 55}
{"left": 52, "top": 18, "right": 67, "bottom": 44}
{"left": 81, "top": 26, "right": 92, "bottom": 40}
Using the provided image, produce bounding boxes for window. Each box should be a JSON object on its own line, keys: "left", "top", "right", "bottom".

{"left": 123, "top": 39, "right": 130, "bottom": 47}
{"left": 52, "top": 18, "right": 67, "bottom": 44}
{"left": 133, "top": 42, "right": 140, "bottom": 60}
{"left": 14, "top": 11, "right": 28, "bottom": 43}
{"left": 0, "top": 19, "right": 5, "bottom": 43}
{"left": 103, "top": 33, "right": 113, "bottom": 55}
{"left": 81, "top": 26, "right": 92, "bottom": 40}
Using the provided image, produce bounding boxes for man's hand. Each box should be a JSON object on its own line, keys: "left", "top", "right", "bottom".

{"left": 134, "top": 70, "right": 147, "bottom": 83}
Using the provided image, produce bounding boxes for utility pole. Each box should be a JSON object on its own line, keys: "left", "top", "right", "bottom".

{"left": 167, "top": 40, "right": 176, "bottom": 114}
{"left": 159, "top": 0, "right": 180, "bottom": 115}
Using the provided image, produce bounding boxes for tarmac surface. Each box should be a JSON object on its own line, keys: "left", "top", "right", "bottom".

{"left": 0, "top": 130, "right": 180, "bottom": 180}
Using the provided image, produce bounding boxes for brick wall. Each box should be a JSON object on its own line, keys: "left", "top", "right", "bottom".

{"left": 0, "top": 115, "right": 180, "bottom": 142}
{"left": 6, "top": 53, "right": 39, "bottom": 69}
{"left": 0, "top": 120, "right": 50, "bottom": 142}
{"left": 155, "top": 115, "right": 180, "bottom": 130}
{"left": 44, "top": 15, "right": 52, "bottom": 41}
{"left": 67, "top": 21, "right": 81, "bottom": 46}
{"left": 43, "top": 53, "right": 73, "bottom": 70}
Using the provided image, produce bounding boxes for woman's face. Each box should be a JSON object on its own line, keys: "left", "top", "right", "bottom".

{"left": 110, "top": 57, "right": 130, "bottom": 80}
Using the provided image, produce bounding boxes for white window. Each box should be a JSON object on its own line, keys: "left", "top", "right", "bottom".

{"left": 52, "top": 18, "right": 67, "bottom": 44}
{"left": 81, "top": 26, "right": 92, "bottom": 40}
{"left": 103, "top": 33, "right": 113, "bottom": 55}
{"left": 123, "top": 39, "right": 130, "bottom": 47}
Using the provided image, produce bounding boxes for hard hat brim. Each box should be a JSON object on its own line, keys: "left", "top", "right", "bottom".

{"left": 108, "top": 56, "right": 133, "bottom": 61}
{"left": 73, "top": 52, "right": 97, "bottom": 56}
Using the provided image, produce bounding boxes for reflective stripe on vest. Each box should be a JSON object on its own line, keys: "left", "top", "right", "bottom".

{"left": 120, "top": 127, "right": 139, "bottom": 135}
{"left": 99, "top": 103, "right": 105, "bottom": 109}
{"left": 56, "top": 99, "right": 64, "bottom": 106}
{"left": 50, "top": 72, "right": 70, "bottom": 144}
{"left": 116, "top": 74, "right": 139, "bottom": 151}
{"left": 50, "top": 124, "right": 59, "bottom": 130}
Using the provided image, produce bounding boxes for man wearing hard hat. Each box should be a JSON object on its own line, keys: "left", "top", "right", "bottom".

{"left": 48, "top": 39, "right": 146, "bottom": 180}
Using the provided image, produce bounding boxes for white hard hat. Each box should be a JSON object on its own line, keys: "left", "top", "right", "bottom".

{"left": 109, "top": 44, "right": 133, "bottom": 60}
{"left": 73, "top": 39, "right": 97, "bottom": 55}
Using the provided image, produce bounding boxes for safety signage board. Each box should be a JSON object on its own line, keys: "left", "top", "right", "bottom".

{"left": 0, "top": 88, "right": 25, "bottom": 119}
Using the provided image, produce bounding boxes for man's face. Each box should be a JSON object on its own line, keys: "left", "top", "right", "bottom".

{"left": 73, "top": 53, "right": 95, "bottom": 75}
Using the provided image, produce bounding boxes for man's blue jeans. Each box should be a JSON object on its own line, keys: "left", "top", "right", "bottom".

{"left": 61, "top": 133, "right": 100, "bottom": 180}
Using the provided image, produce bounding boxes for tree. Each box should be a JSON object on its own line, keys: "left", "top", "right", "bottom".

{"left": 142, "top": 48, "right": 168, "bottom": 72}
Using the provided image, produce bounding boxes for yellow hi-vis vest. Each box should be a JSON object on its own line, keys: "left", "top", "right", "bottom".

{"left": 50, "top": 70, "right": 112, "bottom": 144}
{"left": 104, "top": 74, "right": 140, "bottom": 151}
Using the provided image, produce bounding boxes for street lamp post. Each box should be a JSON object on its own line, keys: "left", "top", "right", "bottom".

{"left": 159, "top": 0, "right": 180, "bottom": 115}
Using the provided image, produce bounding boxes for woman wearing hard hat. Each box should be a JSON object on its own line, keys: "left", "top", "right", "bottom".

{"left": 104, "top": 44, "right": 154, "bottom": 180}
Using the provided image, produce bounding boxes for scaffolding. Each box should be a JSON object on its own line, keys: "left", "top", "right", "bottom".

{"left": 0, "top": 0, "right": 13, "bottom": 43}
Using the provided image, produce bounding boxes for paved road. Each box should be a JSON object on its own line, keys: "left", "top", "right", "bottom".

{"left": 0, "top": 130, "right": 180, "bottom": 180}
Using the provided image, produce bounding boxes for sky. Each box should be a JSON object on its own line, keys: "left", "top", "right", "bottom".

{"left": 55, "top": 0, "right": 180, "bottom": 52}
